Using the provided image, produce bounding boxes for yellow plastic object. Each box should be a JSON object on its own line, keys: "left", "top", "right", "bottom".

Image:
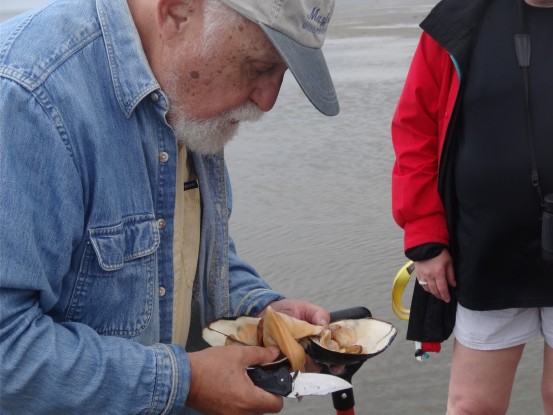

{"left": 391, "top": 261, "right": 415, "bottom": 320}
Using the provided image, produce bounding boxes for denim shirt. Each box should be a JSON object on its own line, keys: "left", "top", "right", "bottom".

{"left": 0, "top": 0, "right": 283, "bottom": 413}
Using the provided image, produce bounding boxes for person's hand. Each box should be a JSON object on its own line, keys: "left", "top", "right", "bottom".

{"left": 186, "top": 345, "right": 284, "bottom": 415}
{"left": 261, "top": 299, "right": 331, "bottom": 373}
{"left": 414, "top": 249, "right": 456, "bottom": 303}
{"left": 263, "top": 298, "right": 330, "bottom": 327}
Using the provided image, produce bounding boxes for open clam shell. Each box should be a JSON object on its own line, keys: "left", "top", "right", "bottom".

{"left": 202, "top": 316, "right": 262, "bottom": 347}
{"left": 307, "top": 317, "right": 397, "bottom": 365}
{"left": 201, "top": 315, "right": 290, "bottom": 368}
{"left": 202, "top": 307, "right": 326, "bottom": 372}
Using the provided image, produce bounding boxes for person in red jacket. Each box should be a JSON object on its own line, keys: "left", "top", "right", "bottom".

{"left": 391, "top": 0, "right": 553, "bottom": 414}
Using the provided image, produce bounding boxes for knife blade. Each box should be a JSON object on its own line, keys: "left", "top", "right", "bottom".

{"left": 247, "top": 366, "right": 352, "bottom": 398}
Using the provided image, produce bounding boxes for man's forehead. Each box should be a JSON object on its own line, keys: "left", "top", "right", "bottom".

{"left": 241, "top": 19, "right": 286, "bottom": 64}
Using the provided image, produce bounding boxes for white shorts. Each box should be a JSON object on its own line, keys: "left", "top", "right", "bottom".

{"left": 453, "top": 304, "right": 553, "bottom": 350}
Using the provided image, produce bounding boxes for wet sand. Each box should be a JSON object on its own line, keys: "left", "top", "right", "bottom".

{"left": 328, "top": 0, "right": 434, "bottom": 39}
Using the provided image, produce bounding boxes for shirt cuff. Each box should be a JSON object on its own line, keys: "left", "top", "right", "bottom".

{"left": 233, "top": 289, "right": 284, "bottom": 316}
{"left": 151, "top": 344, "right": 190, "bottom": 415}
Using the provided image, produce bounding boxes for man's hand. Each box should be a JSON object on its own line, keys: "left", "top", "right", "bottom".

{"left": 186, "top": 345, "right": 284, "bottom": 415}
{"left": 261, "top": 299, "right": 331, "bottom": 373}
{"left": 263, "top": 298, "right": 330, "bottom": 327}
{"left": 414, "top": 249, "right": 456, "bottom": 303}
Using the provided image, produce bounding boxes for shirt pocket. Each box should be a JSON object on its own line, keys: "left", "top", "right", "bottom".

{"left": 66, "top": 215, "right": 160, "bottom": 338}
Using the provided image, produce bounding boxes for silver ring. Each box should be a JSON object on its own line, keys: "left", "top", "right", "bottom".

{"left": 418, "top": 280, "right": 428, "bottom": 286}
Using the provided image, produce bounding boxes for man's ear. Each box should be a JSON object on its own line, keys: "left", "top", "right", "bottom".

{"left": 156, "top": 0, "right": 201, "bottom": 40}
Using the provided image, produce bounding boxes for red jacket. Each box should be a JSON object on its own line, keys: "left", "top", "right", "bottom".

{"left": 391, "top": 0, "right": 494, "bottom": 255}
{"left": 391, "top": 32, "right": 460, "bottom": 252}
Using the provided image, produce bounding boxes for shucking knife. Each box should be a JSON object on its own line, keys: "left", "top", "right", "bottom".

{"left": 247, "top": 366, "right": 352, "bottom": 398}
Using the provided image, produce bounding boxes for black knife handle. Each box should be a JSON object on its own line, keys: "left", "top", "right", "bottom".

{"left": 247, "top": 366, "right": 293, "bottom": 396}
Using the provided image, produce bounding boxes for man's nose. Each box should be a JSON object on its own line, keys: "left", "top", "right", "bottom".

{"left": 249, "top": 73, "right": 285, "bottom": 112}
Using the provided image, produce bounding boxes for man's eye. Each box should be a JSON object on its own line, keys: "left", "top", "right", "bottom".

{"left": 248, "top": 64, "right": 274, "bottom": 78}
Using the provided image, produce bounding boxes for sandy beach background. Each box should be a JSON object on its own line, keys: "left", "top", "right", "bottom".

{"left": 1, "top": 1, "right": 546, "bottom": 413}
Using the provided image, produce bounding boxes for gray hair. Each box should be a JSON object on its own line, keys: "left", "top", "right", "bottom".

{"left": 200, "top": 0, "right": 247, "bottom": 56}
{"left": 200, "top": 0, "right": 248, "bottom": 56}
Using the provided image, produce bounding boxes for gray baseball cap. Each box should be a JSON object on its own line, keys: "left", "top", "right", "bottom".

{"left": 219, "top": 0, "right": 339, "bottom": 116}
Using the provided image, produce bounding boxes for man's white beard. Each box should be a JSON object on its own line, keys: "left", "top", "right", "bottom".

{"left": 169, "top": 101, "right": 264, "bottom": 155}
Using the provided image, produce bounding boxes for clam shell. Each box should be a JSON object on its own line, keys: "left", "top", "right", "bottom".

{"left": 308, "top": 317, "right": 397, "bottom": 365}
{"left": 202, "top": 315, "right": 397, "bottom": 367}
{"left": 202, "top": 307, "right": 325, "bottom": 371}
{"left": 202, "top": 316, "right": 261, "bottom": 347}
{"left": 201, "top": 314, "right": 298, "bottom": 368}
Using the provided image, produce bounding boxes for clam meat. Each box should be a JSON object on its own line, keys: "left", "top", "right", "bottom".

{"left": 309, "top": 317, "right": 397, "bottom": 365}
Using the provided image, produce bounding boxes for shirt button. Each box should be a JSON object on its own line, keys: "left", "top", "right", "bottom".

{"left": 158, "top": 152, "right": 169, "bottom": 163}
{"left": 151, "top": 92, "right": 159, "bottom": 102}
{"left": 157, "top": 218, "right": 166, "bottom": 229}
{"left": 159, "top": 286, "right": 166, "bottom": 297}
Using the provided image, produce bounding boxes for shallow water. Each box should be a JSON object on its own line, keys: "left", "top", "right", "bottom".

{"left": 2, "top": 1, "right": 546, "bottom": 413}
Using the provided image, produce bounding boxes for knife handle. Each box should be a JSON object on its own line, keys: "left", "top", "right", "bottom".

{"left": 247, "top": 366, "right": 293, "bottom": 396}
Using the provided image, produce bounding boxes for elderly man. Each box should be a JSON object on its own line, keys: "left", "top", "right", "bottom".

{"left": 0, "top": 0, "right": 339, "bottom": 414}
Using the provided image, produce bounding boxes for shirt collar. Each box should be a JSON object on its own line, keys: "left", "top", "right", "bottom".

{"left": 96, "top": 0, "right": 162, "bottom": 118}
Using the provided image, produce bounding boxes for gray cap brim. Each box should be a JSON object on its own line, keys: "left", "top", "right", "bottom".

{"left": 259, "top": 23, "right": 339, "bottom": 116}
